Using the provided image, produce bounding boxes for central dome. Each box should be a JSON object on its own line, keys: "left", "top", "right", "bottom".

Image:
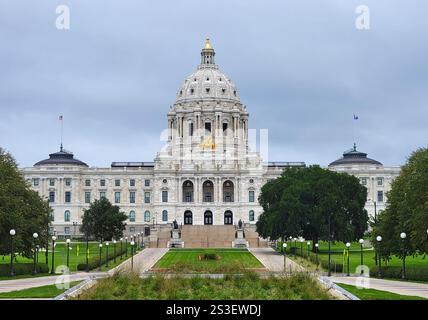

{"left": 175, "top": 38, "right": 240, "bottom": 103}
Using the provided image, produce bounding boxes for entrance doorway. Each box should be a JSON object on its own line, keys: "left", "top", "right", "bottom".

{"left": 184, "top": 210, "right": 193, "bottom": 225}
{"left": 204, "top": 211, "right": 213, "bottom": 225}
{"left": 224, "top": 210, "right": 233, "bottom": 225}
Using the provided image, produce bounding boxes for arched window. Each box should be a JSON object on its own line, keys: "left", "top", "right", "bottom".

{"left": 204, "top": 211, "right": 213, "bottom": 225}
{"left": 129, "top": 210, "right": 136, "bottom": 222}
{"left": 223, "top": 180, "right": 234, "bottom": 202}
{"left": 64, "top": 210, "right": 70, "bottom": 222}
{"left": 249, "top": 210, "right": 255, "bottom": 222}
{"left": 184, "top": 210, "right": 193, "bottom": 225}
{"left": 224, "top": 210, "right": 233, "bottom": 225}
{"left": 162, "top": 210, "right": 168, "bottom": 222}
{"left": 202, "top": 180, "right": 214, "bottom": 202}
{"left": 144, "top": 210, "right": 151, "bottom": 222}
{"left": 182, "top": 180, "right": 194, "bottom": 202}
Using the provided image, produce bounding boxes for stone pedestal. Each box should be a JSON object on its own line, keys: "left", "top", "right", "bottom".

{"left": 233, "top": 228, "right": 248, "bottom": 248}
{"left": 169, "top": 229, "right": 184, "bottom": 248}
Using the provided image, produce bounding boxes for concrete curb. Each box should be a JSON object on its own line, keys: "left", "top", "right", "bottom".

{"left": 318, "top": 276, "right": 360, "bottom": 300}
{"left": 54, "top": 276, "right": 101, "bottom": 300}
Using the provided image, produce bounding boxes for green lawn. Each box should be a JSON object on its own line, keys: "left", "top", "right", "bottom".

{"left": 278, "top": 240, "right": 427, "bottom": 274}
{"left": 0, "top": 241, "right": 139, "bottom": 275}
{"left": 336, "top": 283, "right": 427, "bottom": 300}
{"left": 0, "top": 281, "right": 81, "bottom": 299}
{"left": 75, "top": 272, "right": 334, "bottom": 300}
{"left": 154, "top": 248, "right": 264, "bottom": 273}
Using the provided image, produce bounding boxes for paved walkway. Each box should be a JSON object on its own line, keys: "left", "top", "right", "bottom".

{"left": 248, "top": 248, "right": 304, "bottom": 272}
{"left": 110, "top": 248, "right": 169, "bottom": 275}
{"left": 0, "top": 272, "right": 106, "bottom": 294}
{"left": 0, "top": 248, "right": 169, "bottom": 294}
{"left": 330, "top": 276, "right": 428, "bottom": 299}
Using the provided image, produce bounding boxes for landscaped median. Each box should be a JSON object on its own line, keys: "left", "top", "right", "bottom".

{"left": 151, "top": 248, "right": 266, "bottom": 273}
{"left": 72, "top": 272, "right": 335, "bottom": 300}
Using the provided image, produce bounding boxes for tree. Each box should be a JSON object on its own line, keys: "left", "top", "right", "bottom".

{"left": 372, "top": 147, "right": 428, "bottom": 260}
{"left": 256, "top": 166, "right": 368, "bottom": 250}
{"left": 80, "top": 197, "right": 127, "bottom": 241}
{"left": 0, "top": 148, "right": 51, "bottom": 258}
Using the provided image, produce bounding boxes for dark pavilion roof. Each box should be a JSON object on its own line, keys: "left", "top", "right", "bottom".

{"left": 328, "top": 143, "right": 382, "bottom": 167}
{"left": 34, "top": 145, "right": 88, "bottom": 167}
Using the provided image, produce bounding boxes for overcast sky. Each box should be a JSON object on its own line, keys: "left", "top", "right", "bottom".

{"left": 0, "top": 0, "right": 427, "bottom": 168}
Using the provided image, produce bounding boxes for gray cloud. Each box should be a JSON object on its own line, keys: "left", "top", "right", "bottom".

{"left": 0, "top": 0, "right": 427, "bottom": 168}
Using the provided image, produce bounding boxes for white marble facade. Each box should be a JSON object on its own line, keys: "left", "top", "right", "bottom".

{"left": 21, "top": 39, "right": 400, "bottom": 237}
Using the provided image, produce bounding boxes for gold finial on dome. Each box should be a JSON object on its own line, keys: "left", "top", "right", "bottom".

{"left": 204, "top": 37, "right": 212, "bottom": 49}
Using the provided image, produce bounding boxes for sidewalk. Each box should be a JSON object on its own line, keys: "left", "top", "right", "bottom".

{"left": 329, "top": 275, "right": 428, "bottom": 299}
{"left": 0, "top": 248, "right": 169, "bottom": 294}
{"left": 248, "top": 247, "right": 304, "bottom": 272}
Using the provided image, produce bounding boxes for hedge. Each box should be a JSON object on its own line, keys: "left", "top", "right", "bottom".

{"left": 370, "top": 266, "right": 428, "bottom": 282}
{"left": 0, "top": 263, "right": 49, "bottom": 277}
{"left": 76, "top": 246, "right": 129, "bottom": 271}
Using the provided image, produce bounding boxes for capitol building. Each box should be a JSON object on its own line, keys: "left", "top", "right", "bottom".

{"left": 21, "top": 39, "right": 400, "bottom": 246}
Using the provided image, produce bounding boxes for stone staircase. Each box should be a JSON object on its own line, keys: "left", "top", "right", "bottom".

{"left": 181, "top": 225, "right": 236, "bottom": 248}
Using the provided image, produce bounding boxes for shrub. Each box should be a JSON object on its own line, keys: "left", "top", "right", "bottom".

{"left": 370, "top": 266, "right": 428, "bottom": 282}
{"left": 76, "top": 246, "right": 127, "bottom": 271}
{"left": 0, "top": 263, "right": 49, "bottom": 276}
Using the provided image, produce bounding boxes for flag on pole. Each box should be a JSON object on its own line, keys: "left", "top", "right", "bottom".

{"left": 353, "top": 114, "right": 359, "bottom": 120}
{"left": 59, "top": 115, "right": 63, "bottom": 121}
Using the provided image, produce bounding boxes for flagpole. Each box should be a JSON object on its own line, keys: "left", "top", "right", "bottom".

{"left": 59, "top": 115, "right": 63, "bottom": 151}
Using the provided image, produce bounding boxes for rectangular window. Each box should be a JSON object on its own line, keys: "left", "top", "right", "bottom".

{"left": 65, "top": 191, "right": 71, "bottom": 203}
{"left": 129, "top": 192, "right": 136, "bottom": 203}
{"left": 85, "top": 179, "right": 91, "bottom": 187}
{"left": 99, "top": 191, "right": 106, "bottom": 199}
{"left": 100, "top": 179, "right": 106, "bottom": 187}
{"left": 115, "top": 179, "right": 120, "bottom": 187}
{"left": 129, "top": 227, "right": 135, "bottom": 233}
{"left": 32, "top": 178, "right": 39, "bottom": 187}
{"left": 49, "top": 191, "right": 55, "bottom": 203}
{"left": 249, "top": 190, "right": 255, "bottom": 203}
{"left": 144, "top": 192, "right": 151, "bottom": 203}
{"left": 64, "top": 227, "right": 70, "bottom": 235}
{"left": 130, "top": 179, "right": 135, "bottom": 187}
{"left": 189, "top": 122, "right": 194, "bottom": 136}
{"left": 49, "top": 179, "right": 55, "bottom": 186}
{"left": 162, "top": 191, "right": 168, "bottom": 203}
{"left": 377, "top": 177, "right": 384, "bottom": 186}
{"left": 144, "top": 179, "right": 150, "bottom": 187}
{"left": 85, "top": 191, "right": 91, "bottom": 204}
{"left": 65, "top": 178, "right": 71, "bottom": 186}
{"left": 360, "top": 177, "right": 367, "bottom": 186}
{"left": 115, "top": 192, "right": 121, "bottom": 203}
{"left": 205, "top": 122, "right": 211, "bottom": 133}
{"left": 377, "top": 191, "right": 384, "bottom": 202}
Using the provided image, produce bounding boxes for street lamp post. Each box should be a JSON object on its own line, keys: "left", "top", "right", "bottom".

{"left": 125, "top": 237, "right": 128, "bottom": 257}
{"left": 315, "top": 243, "right": 319, "bottom": 266}
{"left": 66, "top": 238, "right": 71, "bottom": 269}
{"left": 120, "top": 238, "right": 123, "bottom": 260}
{"left": 328, "top": 214, "right": 332, "bottom": 277}
{"left": 9, "top": 229, "right": 16, "bottom": 277}
{"left": 293, "top": 238, "right": 297, "bottom": 256}
{"left": 85, "top": 235, "right": 89, "bottom": 273}
{"left": 282, "top": 243, "right": 287, "bottom": 273}
{"left": 300, "top": 238, "right": 303, "bottom": 257}
{"left": 113, "top": 240, "right": 117, "bottom": 263}
{"left": 346, "top": 242, "right": 351, "bottom": 276}
{"left": 98, "top": 242, "right": 103, "bottom": 271}
{"left": 400, "top": 232, "right": 407, "bottom": 280}
{"left": 288, "top": 236, "right": 292, "bottom": 256}
{"left": 130, "top": 241, "right": 135, "bottom": 271}
{"left": 32, "top": 233, "right": 39, "bottom": 275}
{"left": 376, "top": 236, "right": 382, "bottom": 278}
{"left": 50, "top": 235, "right": 57, "bottom": 275}
{"left": 359, "top": 239, "right": 364, "bottom": 275}
{"left": 307, "top": 241, "right": 311, "bottom": 258}
{"left": 105, "top": 242, "right": 109, "bottom": 268}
